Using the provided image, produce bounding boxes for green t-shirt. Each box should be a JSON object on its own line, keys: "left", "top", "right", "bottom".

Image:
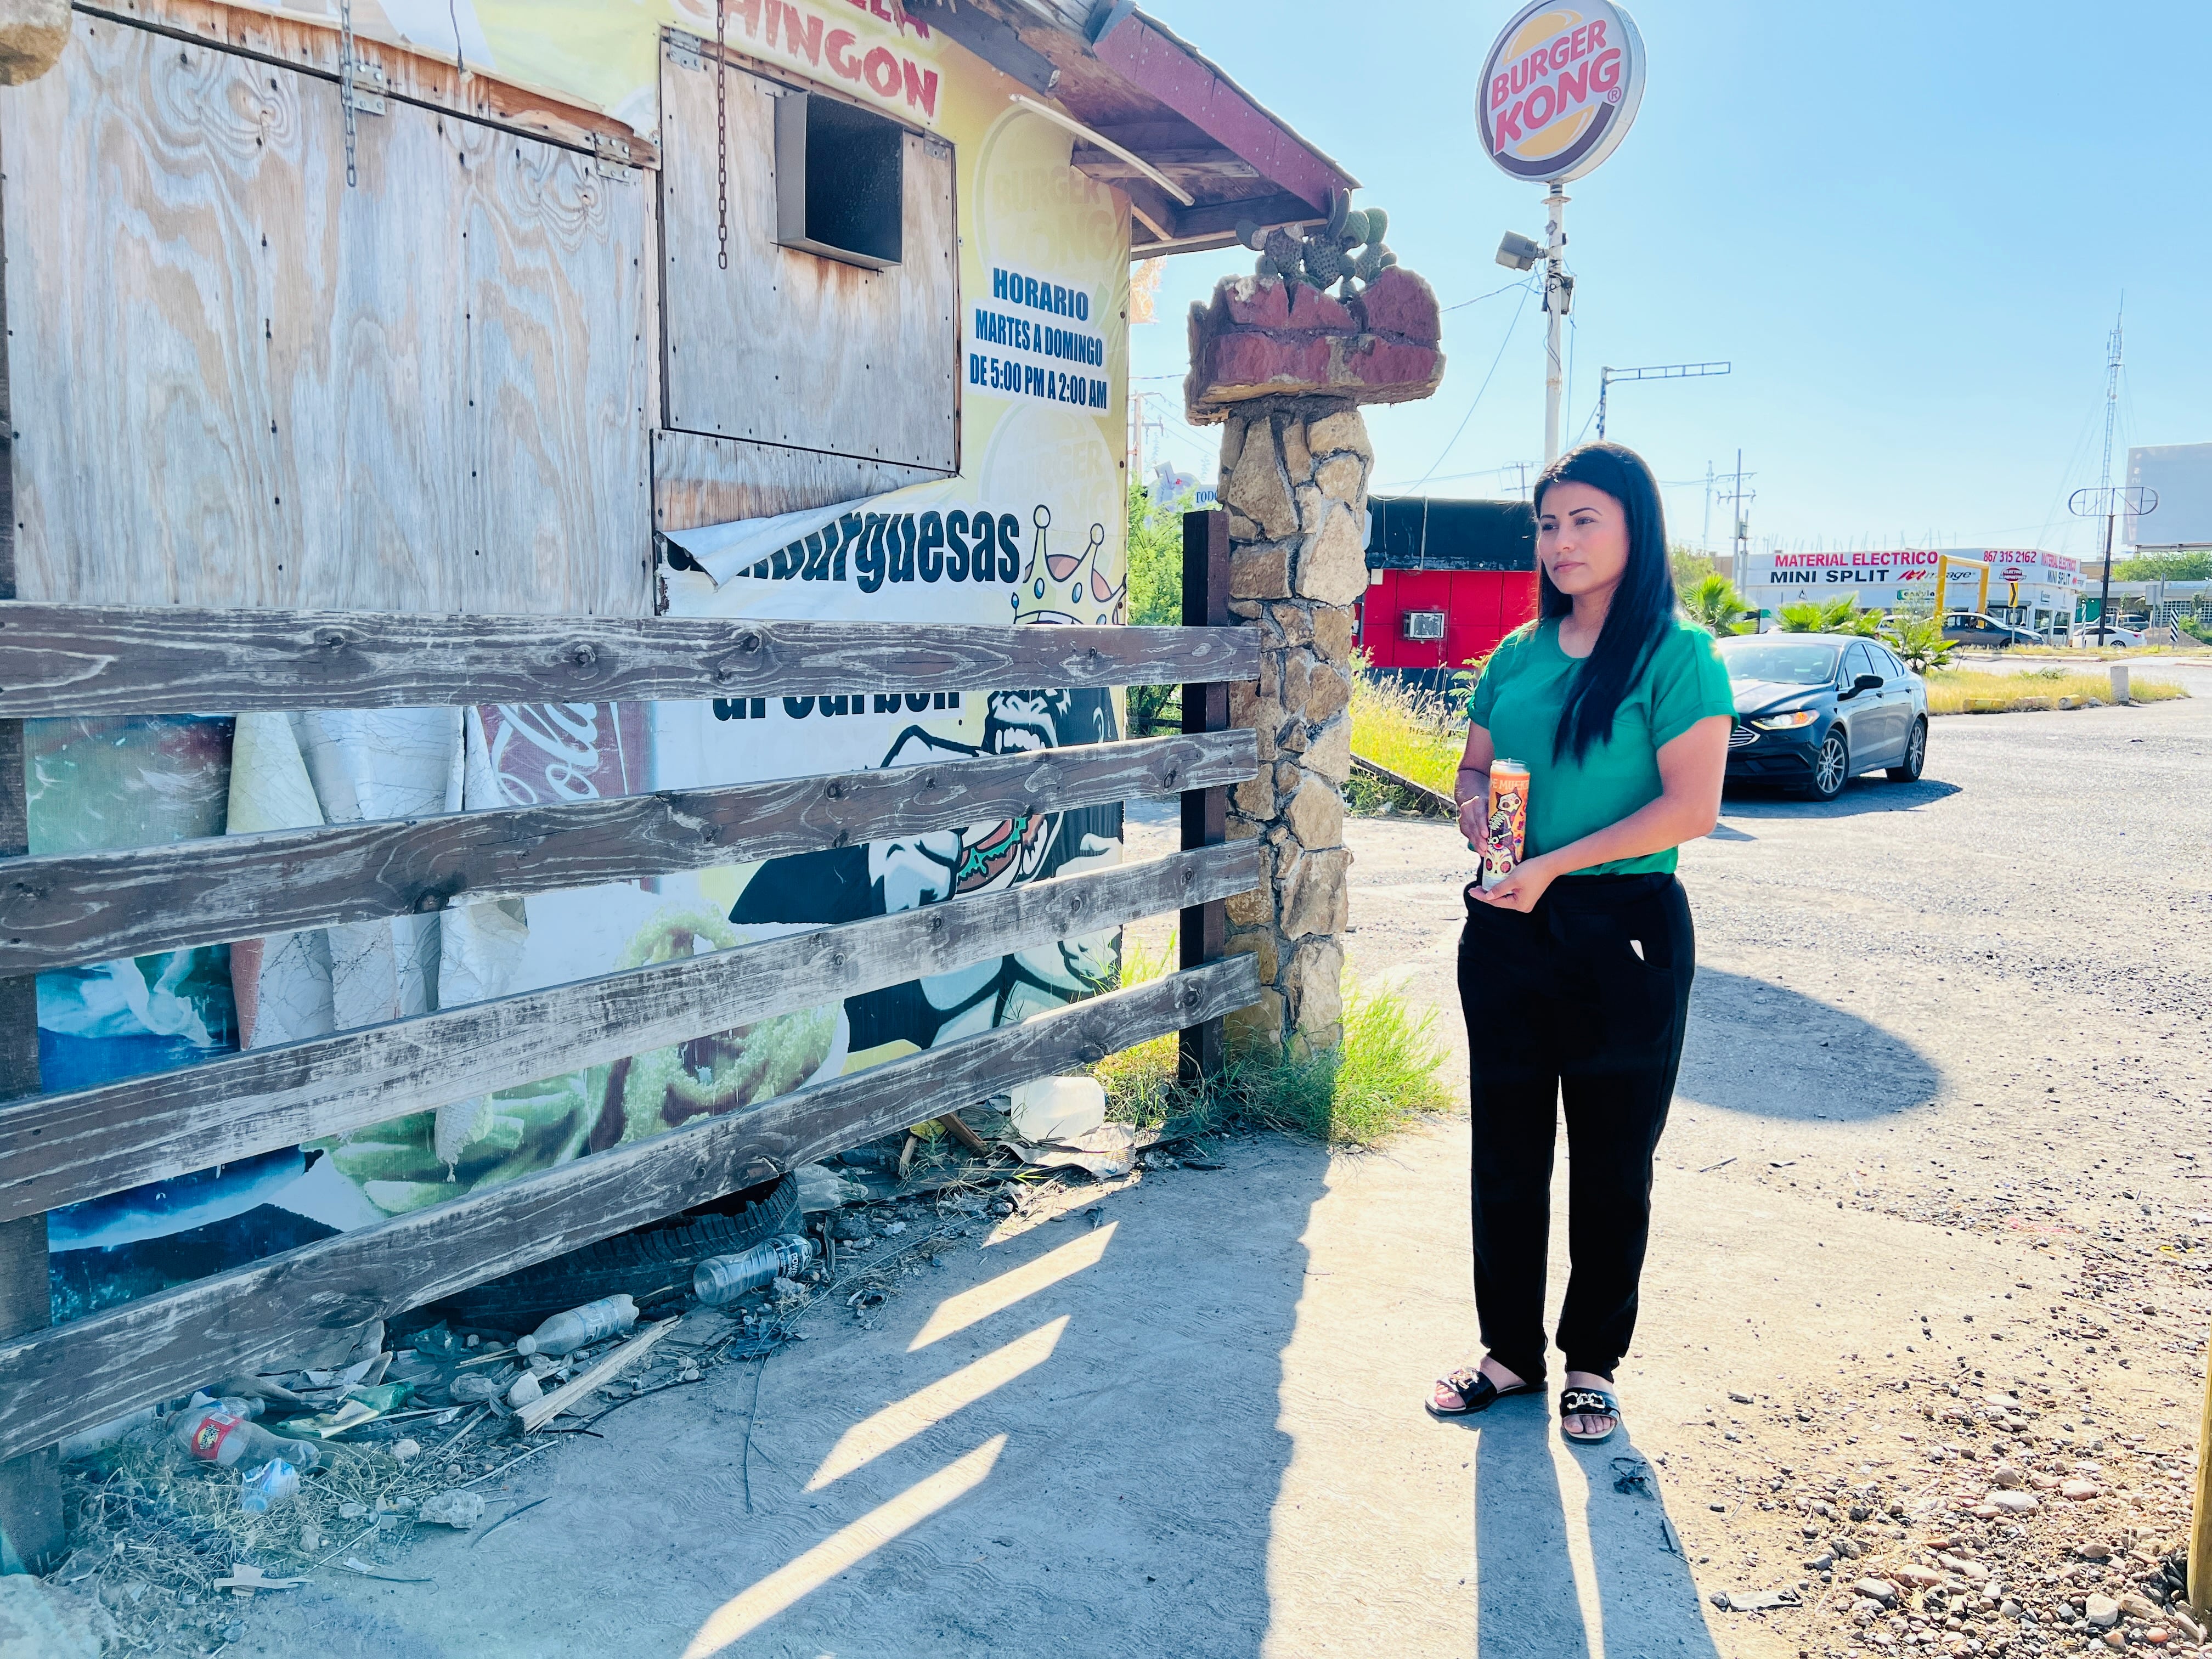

{"left": 1468, "top": 616, "right": 1736, "bottom": 876}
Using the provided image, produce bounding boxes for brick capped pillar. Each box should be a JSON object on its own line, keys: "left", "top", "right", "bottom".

{"left": 1215, "top": 399, "right": 1374, "bottom": 1058}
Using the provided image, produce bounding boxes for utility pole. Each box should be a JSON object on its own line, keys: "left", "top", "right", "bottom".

{"left": 1734, "top": 448, "right": 1747, "bottom": 574}
{"left": 1713, "top": 450, "right": 1757, "bottom": 580}
{"left": 1128, "top": 388, "right": 1146, "bottom": 500}
{"left": 1540, "top": 187, "right": 1573, "bottom": 463}
{"left": 1702, "top": 460, "right": 1716, "bottom": 554}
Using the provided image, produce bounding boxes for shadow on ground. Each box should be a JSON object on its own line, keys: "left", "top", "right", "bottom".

{"left": 1720, "top": 776, "right": 1962, "bottom": 817}
{"left": 242, "top": 1143, "right": 1331, "bottom": 1659}
{"left": 1676, "top": 968, "right": 1940, "bottom": 1122}
{"left": 1464, "top": 1400, "right": 1720, "bottom": 1658}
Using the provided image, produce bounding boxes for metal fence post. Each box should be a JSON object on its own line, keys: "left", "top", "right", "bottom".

{"left": 1178, "top": 509, "right": 1229, "bottom": 1084}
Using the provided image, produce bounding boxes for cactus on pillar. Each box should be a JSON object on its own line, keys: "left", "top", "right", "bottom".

{"left": 1237, "top": 190, "right": 1397, "bottom": 301}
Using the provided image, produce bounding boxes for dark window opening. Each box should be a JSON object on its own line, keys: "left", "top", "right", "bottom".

{"left": 776, "top": 92, "right": 903, "bottom": 269}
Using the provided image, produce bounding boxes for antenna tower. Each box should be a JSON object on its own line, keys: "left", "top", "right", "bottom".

{"left": 2097, "top": 307, "right": 2123, "bottom": 497}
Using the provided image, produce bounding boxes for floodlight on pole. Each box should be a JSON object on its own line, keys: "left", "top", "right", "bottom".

{"left": 1495, "top": 232, "right": 1542, "bottom": 272}
{"left": 2069, "top": 484, "right": 2157, "bottom": 645}
{"left": 1594, "top": 361, "right": 1731, "bottom": 441}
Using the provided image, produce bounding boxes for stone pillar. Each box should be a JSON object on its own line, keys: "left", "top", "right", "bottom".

{"left": 0, "top": 0, "right": 70, "bottom": 86}
{"left": 1216, "top": 399, "right": 1373, "bottom": 1058}
{"left": 1183, "top": 264, "right": 1444, "bottom": 1059}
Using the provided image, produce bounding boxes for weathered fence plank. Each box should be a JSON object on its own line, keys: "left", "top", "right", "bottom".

{"left": 0, "top": 604, "right": 1261, "bottom": 718}
{"left": 0, "top": 730, "right": 1257, "bottom": 976}
{"left": 0, "top": 843, "right": 1258, "bottom": 1226}
{"left": 0, "top": 956, "right": 1259, "bottom": 1463}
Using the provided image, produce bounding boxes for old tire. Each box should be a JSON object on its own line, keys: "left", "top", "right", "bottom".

{"left": 433, "top": 1172, "right": 802, "bottom": 1332}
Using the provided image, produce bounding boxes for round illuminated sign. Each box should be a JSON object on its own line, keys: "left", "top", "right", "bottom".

{"left": 1477, "top": 2, "right": 1647, "bottom": 184}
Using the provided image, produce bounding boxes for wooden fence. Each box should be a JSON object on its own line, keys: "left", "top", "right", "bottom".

{"left": 0, "top": 514, "right": 1257, "bottom": 1567}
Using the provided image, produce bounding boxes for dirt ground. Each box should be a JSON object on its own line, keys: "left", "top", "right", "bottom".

{"left": 43, "top": 669, "right": 2212, "bottom": 1657}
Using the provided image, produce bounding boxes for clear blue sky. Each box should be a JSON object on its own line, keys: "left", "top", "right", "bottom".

{"left": 1131, "top": 0, "right": 2212, "bottom": 559}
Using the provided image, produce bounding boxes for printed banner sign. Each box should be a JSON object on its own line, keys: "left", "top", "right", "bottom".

{"left": 967, "top": 264, "right": 1112, "bottom": 410}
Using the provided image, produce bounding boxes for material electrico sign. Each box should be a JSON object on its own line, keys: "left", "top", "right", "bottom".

{"left": 1740, "top": 550, "right": 1990, "bottom": 612}
{"left": 1477, "top": 2, "right": 1647, "bottom": 183}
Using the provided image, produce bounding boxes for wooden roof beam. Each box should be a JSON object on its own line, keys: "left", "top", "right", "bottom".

{"left": 1071, "top": 145, "right": 1257, "bottom": 182}
{"left": 900, "top": 0, "right": 1062, "bottom": 93}
{"left": 1086, "top": 8, "right": 1356, "bottom": 216}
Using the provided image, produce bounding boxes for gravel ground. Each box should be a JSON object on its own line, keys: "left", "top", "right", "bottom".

{"left": 31, "top": 686, "right": 2207, "bottom": 1658}
{"left": 1319, "top": 680, "right": 2212, "bottom": 1656}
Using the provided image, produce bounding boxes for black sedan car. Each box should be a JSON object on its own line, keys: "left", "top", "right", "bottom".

{"left": 1942, "top": 611, "right": 2043, "bottom": 649}
{"left": 1714, "top": 634, "right": 1930, "bottom": 800}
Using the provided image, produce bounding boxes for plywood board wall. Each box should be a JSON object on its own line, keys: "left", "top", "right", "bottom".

{"left": 1, "top": 14, "right": 654, "bottom": 616}
{"left": 650, "top": 428, "right": 943, "bottom": 537}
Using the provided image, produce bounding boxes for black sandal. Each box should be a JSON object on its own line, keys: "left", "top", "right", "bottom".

{"left": 1559, "top": 1385, "right": 1622, "bottom": 1444}
{"left": 1426, "top": 1365, "right": 1544, "bottom": 1420}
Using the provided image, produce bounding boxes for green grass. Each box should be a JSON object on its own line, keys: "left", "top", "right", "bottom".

{"left": 1347, "top": 670, "right": 1466, "bottom": 801}
{"left": 1094, "top": 931, "right": 1456, "bottom": 1148}
{"left": 1923, "top": 667, "right": 2188, "bottom": 715}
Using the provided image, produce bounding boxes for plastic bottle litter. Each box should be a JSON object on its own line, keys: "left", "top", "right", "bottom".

{"left": 239, "top": 1458, "right": 300, "bottom": 1513}
{"left": 515, "top": 1294, "right": 637, "bottom": 1357}
{"left": 173, "top": 1405, "right": 321, "bottom": 1472}
{"left": 1007, "top": 1075, "right": 1107, "bottom": 1143}
{"left": 693, "top": 1234, "right": 817, "bottom": 1305}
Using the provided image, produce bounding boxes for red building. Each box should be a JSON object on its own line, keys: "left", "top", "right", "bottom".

{"left": 1356, "top": 497, "right": 1539, "bottom": 688}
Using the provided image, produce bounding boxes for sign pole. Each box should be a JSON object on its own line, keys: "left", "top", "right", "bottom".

{"left": 1477, "top": 0, "right": 1644, "bottom": 467}
{"left": 1543, "top": 185, "right": 1568, "bottom": 464}
{"left": 2096, "top": 503, "right": 2117, "bottom": 645}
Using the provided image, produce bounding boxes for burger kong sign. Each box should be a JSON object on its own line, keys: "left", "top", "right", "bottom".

{"left": 1479, "top": 2, "right": 1647, "bottom": 184}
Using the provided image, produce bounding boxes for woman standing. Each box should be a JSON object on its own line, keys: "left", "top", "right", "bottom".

{"left": 1426, "top": 443, "right": 1735, "bottom": 1445}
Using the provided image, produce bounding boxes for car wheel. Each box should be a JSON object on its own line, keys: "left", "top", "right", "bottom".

{"left": 1802, "top": 730, "right": 1849, "bottom": 800}
{"left": 1886, "top": 717, "right": 1927, "bottom": 782}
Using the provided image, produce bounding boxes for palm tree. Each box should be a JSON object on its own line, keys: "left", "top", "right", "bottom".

{"left": 1777, "top": 597, "right": 1859, "bottom": 633}
{"left": 1681, "top": 573, "right": 1753, "bottom": 636}
{"left": 1886, "top": 614, "right": 1955, "bottom": 674}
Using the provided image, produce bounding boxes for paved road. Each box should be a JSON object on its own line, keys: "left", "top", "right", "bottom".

{"left": 236, "top": 689, "right": 2208, "bottom": 1659}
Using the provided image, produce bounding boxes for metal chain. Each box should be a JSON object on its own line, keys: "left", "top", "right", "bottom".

{"left": 339, "top": 0, "right": 358, "bottom": 188}
{"left": 714, "top": 0, "right": 729, "bottom": 270}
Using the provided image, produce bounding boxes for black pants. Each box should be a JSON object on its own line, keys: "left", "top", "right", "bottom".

{"left": 1456, "top": 872, "right": 1695, "bottom": 1383}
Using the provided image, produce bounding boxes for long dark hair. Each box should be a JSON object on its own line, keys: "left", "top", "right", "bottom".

{"left": 1533, "top": 442, "right": 1677, "bottom": 763}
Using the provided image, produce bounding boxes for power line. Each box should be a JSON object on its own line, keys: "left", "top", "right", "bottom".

{"left": 1412, "top": 279, "right": 1536, "bottom": 488}
{"left": 1375, "top": 459, "right": 1534, "bottom": 490}
{"left": 1441, "top": 277, "right": 1537, "bottom": 314}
